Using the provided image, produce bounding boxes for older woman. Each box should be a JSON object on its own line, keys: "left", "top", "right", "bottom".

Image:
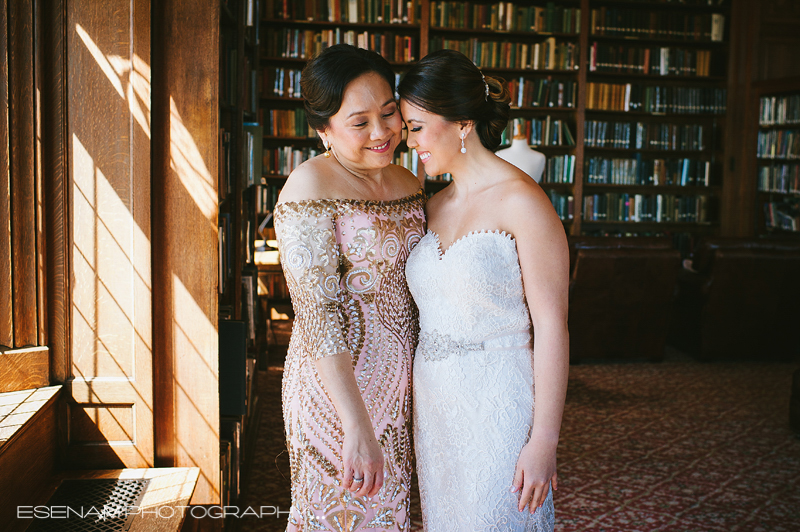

{"left": 273, "top": 44, "right": 424, "bottom": 531}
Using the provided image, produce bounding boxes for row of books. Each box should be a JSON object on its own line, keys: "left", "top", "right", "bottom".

{"left": 589, "top": 43, "right": 720, "bottom": 77}
{"left": 243, "top": 124, "right": 263, "bottom": 188}
{"left": 394, "top": 148, "right": 419, "bottom": 175}
{"left": 756, "top": 130, "right": 800, "bottom": 160}
{"left": 507, "top": 77, "right": 576, "bottom": 109}
{"left": 264, "top": 28, "right": 418, "bottom": 62}
{"left": 757, "top": 163, "right": 800, "bottom": 195}
{"left": 264, "top": 146, "right": 321, "bottom": 176}
{"left": 264, "top": 0, "right": 420, "bottom": 24}
{"left": 764, "top": 200, "right": 799, "bottom": 232}
{"left": 430, "top": 38, "right": 579, "bottom": 71}
{"left": 615, "top": 0, "right": 729, "bottom": 5}
{"left": 589, "top": 9, "right": 725, "bottom": 42}
{"left": 500, "top": 116, "right": 576, "bottom": 147}
{"left": 759, "top": 94, "right": 800, "bottom": 126}
{"left": 542, "top": 155, "right": 576, "bottom": 185}
{"left": 586, "top": 83, "right": 727, "bottom": 114}
{"left": 265, "top": 109, "right": 316, "bottom": 138}
{"left": 221, "top": 36, "right": 239, "bottom": 108}
{"left": 219, "top": 129, "right": 234, "bottom": 199}
{"left": 430, "top": 2, "right": 580, "bottom": 34}
{"left": 585, "top": 156, "right": 713, "bottom": 186}
{"left": 254, "top": 184, "right": 284, "bottom": 216}
{"left": 218, "top": 213, "right": 233, "bottom": 294}
{"left": 263, "top": 67, "right": 303, "bottom": 98}
{"left": 584, "top": 121, "right": 706, "bottom": 151}
{"left": 547, "top": 191, "right": 574, "bottom": 221}
{"left": 583, "top": 193, "right": 713, "bottom": 223}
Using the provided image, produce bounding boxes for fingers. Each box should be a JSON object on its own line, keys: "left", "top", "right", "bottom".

{"left": 355, "top": 471, "right": 374, "bottom": 497}
{"left": 552, "top": 472, "right": 558, "bottom": 491}
{"left": 342, "top": 465, "right": 354, "bottom": 490}
{"left": 368, "top": 467, "right": 385, "bottom": 498}
{"left": 510, "top": 466, "right": 523, "bottom": 494}
{"left": 517, "top": 476, "right": 535, "bottom": 512}
{"left": 528, "top": 485, "right": 547, "bottom": 513}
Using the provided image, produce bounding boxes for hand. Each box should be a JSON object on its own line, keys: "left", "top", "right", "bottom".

{"left": 511, "top": 437, "right": 558, "bottom": 513}
{"left": 342, "top": 423, "right": 384, "bottom": 498}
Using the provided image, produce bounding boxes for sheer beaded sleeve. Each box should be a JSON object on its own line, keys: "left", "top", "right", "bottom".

{"left": 274, "top": 200, "right": 349, "bottom": 360}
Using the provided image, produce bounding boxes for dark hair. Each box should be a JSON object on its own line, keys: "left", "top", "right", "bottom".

{"left": 398, "top": 49, "right": 511, "bottom": 151}
{"left": 300, "top": 44, "right": 396, "bottom": 132}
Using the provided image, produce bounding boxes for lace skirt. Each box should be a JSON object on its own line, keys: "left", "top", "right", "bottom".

{"left": 412, "top": 332, "right": 554, "bottom": 532}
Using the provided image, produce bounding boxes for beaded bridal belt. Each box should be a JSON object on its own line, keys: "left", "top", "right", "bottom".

{"left": 416, "top": 329, "right": 532, "bottom": 362}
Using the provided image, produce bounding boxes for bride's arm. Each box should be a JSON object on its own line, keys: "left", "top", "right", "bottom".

{"left": 504, "top": 180, "right": 570, "bottom": 513}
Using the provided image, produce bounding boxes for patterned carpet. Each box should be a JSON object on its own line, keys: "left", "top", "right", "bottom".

{"left": 233, "top": 353, "right": 800, "bottom": 532}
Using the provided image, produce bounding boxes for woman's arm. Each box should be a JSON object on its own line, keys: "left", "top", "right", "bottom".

{"left": 274, "top": 203, "right": 384, "bottom": 498}
{"left": 505, "top": 181, "right": 570, "bottom": 513}
{"left": 315, "top": 353, "right": 384, "bottom": 497}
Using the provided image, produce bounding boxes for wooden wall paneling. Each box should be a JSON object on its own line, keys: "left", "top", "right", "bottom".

{"left": 34, "top": 0, "right": 47, "bottom": 348}
{"left": 8, "top": 0, "right": 38, "bottom": 347}
{"left": 0, "top": 0, "right": 13, "bottom": 349}
{"left": 720, "top": 0, "right": 759, "bottom": 237}
{"left": 65, "top": 0, "right": 153, "bottom": 468}
{"left": 0, "top": 346, "right": 48, "bottom": 392}
{"left": 152, "top": 0, "right": 220, "bottom": 505}
{"left": 758, "top": 0, "right": 800, "bottom": 81}
{"left": 42, "top": 0, "right": 69, "bottom": 383}
{"left": 0, "top": 386, "right": 60, "bottom": 531}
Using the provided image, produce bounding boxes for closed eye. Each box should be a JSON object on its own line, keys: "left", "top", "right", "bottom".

{"left": 410, "top": 126, "right": 421, "bottom": 132}
{"left": 383, "top": 111, "right": 396, "bottom": 118}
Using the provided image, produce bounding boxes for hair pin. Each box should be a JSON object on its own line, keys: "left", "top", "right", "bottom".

{"left": 480, "top": 72, "right": 489, "bottom": 101}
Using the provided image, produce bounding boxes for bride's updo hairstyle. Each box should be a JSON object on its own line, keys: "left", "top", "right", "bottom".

{"left": 301, "top": 43, "right": 396, "bottom": 132}
{"left": 398, "top": 49, "right": 511, "bottom": 150}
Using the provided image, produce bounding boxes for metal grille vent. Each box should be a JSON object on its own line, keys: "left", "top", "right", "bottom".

{"left": 27, "top": 478, "right": 150, "bottom": 532}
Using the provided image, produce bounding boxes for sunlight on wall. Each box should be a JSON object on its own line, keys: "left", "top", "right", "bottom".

{"left": 72, "top": 134, "right": 135, "bottom": 379}
{"left": 75, "top": 23, "right": 125, "bottom": 99}
{"left": 170, "top": 97, "right": 217, "bottom": 222}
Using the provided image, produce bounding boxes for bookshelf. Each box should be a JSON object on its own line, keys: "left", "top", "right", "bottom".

{"left": 752, "top": 77, "right": 800, "bottom": 236}
{"left": 579, "top": 0, "right": 729, "bottom": 253}
{"left": 253, "top": 0, "right": 734, "bottom": 263}
{"left": 219, "top": 0, "right": 263, "bottom": 511}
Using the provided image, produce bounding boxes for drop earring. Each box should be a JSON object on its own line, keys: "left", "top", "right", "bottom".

{"left": 460, "top": 133, "right": 466, "bottom": 154}
{"left": 323, "top": 138, "right": 332, "bottom": 158}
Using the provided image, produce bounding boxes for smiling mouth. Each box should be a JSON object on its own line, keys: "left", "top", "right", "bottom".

{"left": 418, "top": 151, "right": 431, "bottom": 162}
{"left": 366, "top": 141, "right": 391, "bottom": 152}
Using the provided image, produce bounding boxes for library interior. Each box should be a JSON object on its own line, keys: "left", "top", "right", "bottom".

{"left": 0, "top": 0, "right": 799, "bottom": 531}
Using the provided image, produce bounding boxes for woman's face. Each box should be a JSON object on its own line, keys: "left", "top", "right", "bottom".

{"left": 399, "top": 99, "right": 463, "bottom": 178}
{"left": 322, "top": 72, "right": 402, "bottom": 171}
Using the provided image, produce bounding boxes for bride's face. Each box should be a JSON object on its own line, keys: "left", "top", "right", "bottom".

{"left": 400, "top": 100, "right": 464, "bottom": 178}
{"left": 321, "top": 72, "right": 402, "bottom": 171}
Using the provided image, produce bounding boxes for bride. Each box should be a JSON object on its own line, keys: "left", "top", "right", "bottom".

{"left": 398, "top": 50, "right": 569, "bottom": 531}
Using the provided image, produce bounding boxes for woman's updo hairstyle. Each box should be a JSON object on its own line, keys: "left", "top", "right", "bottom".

{"left": 398, "top": 49, "right": 511, "bottom": 151}
{"left": 300, "top": 44, "right": 396, "bottom": 132}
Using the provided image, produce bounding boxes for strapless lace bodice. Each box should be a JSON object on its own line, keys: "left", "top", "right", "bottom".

{"left": 406, "top": 230, "right": 532, "bottom": 343}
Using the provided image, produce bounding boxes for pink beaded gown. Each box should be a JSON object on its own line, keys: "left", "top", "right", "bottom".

{"left": 273, "top": 189, "right": 426, "bottom": 532}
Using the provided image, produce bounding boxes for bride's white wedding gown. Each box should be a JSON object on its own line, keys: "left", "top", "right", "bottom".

{"left": 406, "top": 230, "right": 555, "bottom": 532}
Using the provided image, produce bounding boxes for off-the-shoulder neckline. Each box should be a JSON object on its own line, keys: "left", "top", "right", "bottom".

{"left": 275, "top": 187, "right": 424, "bottom": 210}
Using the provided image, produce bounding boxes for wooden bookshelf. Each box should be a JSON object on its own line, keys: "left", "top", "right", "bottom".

{"left": 751, "top": 77, "right": 800, "bottom": 236}
{"left": 255, "top": 0, "right": 733, "bottom": 253}
{"left": 577, "top": 0, "right": 729, "bottom": 253}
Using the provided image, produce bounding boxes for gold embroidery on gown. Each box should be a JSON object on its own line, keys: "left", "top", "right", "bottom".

{"left": 274, "top": 190, "right": 426, "bottom": 531}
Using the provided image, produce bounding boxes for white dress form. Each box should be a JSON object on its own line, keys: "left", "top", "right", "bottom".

{"left": 496, "top": 136, "right": 546, "bottom": 183}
